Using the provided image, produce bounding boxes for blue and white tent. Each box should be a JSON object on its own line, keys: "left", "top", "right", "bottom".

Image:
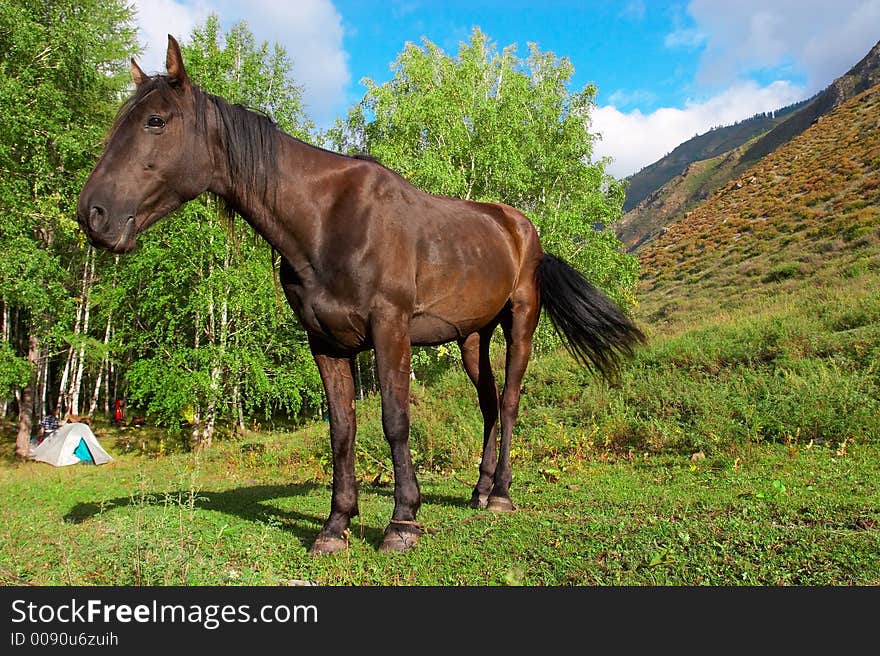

{"left": 31, "top": 422, "right": 112, "bottom": 466}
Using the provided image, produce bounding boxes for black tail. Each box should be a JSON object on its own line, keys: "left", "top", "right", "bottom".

{"left": 537, "top": 253, "right": 646, "bottom": 380}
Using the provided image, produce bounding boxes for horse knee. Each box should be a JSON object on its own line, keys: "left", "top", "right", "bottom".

{"left": 381, "top": 406, "right": 410, "bottom": 442}
{"left": 501, "top": 389, "right": 522, "bottom": 416}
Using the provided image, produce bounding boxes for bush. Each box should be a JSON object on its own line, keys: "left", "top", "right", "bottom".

{"left": 762, "top": 262, "right": 801, "bottom": 283}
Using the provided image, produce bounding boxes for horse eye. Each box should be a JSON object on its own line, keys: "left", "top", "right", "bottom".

{"left": 146, "top": 115, "right": 166, "bottom": 129}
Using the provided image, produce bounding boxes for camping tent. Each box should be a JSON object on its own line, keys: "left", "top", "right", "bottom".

{"left": 31, "top": 422, "right": 112, "bottom": 466}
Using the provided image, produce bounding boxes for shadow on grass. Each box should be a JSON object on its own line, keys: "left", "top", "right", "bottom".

{"left": 62, "top": 482, "right": 474, "bottom": 550}
{"left": 63, "top": 483, "right": 351, "bottom": 549}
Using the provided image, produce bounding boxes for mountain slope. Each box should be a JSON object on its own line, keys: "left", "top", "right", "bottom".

{"left": 616, "top": 140, "right": 752, "bottom": 251}
{"left": 741, "top": 39, "right": 880, "bottom": 166}
{"left": 636, "top": 82, "right": 880, "bottom": 326}
{"left": 617, "top": 40, "right": 880, "bottom": 253}
{"left": 621, "top": 99, "right": 808, "bottom": 212}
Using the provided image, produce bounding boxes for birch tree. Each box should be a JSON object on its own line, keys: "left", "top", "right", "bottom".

{"left": 0, "top": 0, "right": 137, "bottom": 456}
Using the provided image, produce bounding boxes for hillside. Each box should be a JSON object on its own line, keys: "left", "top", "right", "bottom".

{"left": 616, "top": 141, "right": 752, "bottom": 251}
{"left": 617, "top": 39, "right": 880, "bottom": 253}
{"left": 621, "top": 99, "right": 808, "bottom": 212}
{"left": 741, "top": 38, "right": 880, "bottom": 166}
{"left": 636, "top": 82, "right": 880, "bottom": 327}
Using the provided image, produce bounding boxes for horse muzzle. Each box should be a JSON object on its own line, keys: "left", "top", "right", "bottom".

{"left": 76, "top": 202, "right": 137, "bottom": 254}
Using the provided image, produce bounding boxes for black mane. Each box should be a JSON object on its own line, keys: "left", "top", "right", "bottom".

{"left": 195, "top": 84, "right": 280, "bottom": 209}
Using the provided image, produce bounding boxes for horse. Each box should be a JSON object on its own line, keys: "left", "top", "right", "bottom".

{"left": 77, "top": 35, "right": 645, "bottom": 554}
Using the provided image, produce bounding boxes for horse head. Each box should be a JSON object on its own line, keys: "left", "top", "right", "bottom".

{"left": 77, "top": 35, "right": 212, "bottom": 253}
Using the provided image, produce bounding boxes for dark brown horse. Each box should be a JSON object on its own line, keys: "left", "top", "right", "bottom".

{"left": 77, "top": 36, "right": 644, "bottom": 553}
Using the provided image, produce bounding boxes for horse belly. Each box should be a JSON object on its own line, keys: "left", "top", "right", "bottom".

{"left": 410, "top": 270, "right": 512, "bottom": 345}
{"left": 412, "top": 218, "right": 517, "bottom": 345}
{"left": 409, "top": 306, "right": 503, "bottom": 345}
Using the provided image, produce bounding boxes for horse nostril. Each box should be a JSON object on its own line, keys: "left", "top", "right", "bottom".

{"left": 89, "top": 205, "right": 108, "bottom": 231}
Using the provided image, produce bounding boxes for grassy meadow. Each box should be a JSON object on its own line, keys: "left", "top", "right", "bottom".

{"left": 2, "top": 265, "right": 878, "bottom": 586}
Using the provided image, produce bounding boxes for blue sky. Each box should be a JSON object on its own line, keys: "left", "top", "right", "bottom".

{"left": 133, "top": 1, "right": 880, "bottom": 177}
{"left": 335, "top": 2, "right": 711, "bottom": 110}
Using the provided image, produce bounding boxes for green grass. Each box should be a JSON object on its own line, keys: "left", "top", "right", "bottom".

{"left": 1, "top": 432, "right": 878, "bottom": 585}
{"left": 3, "top": 269, "right": 879, "bottom": 586}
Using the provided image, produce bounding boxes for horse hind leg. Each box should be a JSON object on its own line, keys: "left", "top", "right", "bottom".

{"left": 458, "top": 326, "right": 500, "bottom": 509}
{"left": 489, "top": 288, "right": 540, "bottom": 512}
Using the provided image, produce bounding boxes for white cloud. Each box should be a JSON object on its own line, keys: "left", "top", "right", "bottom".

{"left": 606, "top": 88, "right": 658, "bottom": 109}
{"left": 213, "top": 0, "right": 349, "bottom": 125}
{"left": 592, "top": 81, "right": 805, "bottom": 178}
{"left": 392, "top": 0, "right": 421, "bottom": 19}
{"left": 664, "top": 28, "right": 706, "bottom": 49}
{"left": 131, "top": 0, "right": 212, "bottom": 74}
{"left": 131, "top": 0, "right": 350, "bottom": 127}
{"left": 621, "top": 1, "right": 646, "bottom": 21}
{"left": 686, "top": 0, "right": 880, "bottom": 93}
{"left": 596, "top": 0, "right": 880, "bottom": 178}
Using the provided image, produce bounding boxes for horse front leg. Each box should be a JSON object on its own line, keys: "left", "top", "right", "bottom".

{"left": 309, "top": 342, "right": 359, "bottom": 555}
{"left": 372, "top": 317, "right": 422, "bottom": 552}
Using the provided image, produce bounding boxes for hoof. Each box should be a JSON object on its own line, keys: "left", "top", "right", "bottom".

{"left": 486, "top": 495, "right": 516, "bottom": 512}
{"left": 469, "top": 492, "right": 489, "bottom": 509}
{"left": 309, "top": 533, "right": 348, "bottom": 555}
{"left": 379, "top": 521, "right": 422, "bottom": 553}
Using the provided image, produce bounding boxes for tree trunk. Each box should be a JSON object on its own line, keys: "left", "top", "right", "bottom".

{"left": 104, "top": 256, "right": 119, "bottom": 418}
{"left": 103, "top": 353, "right": 112, "bottom": 417}
{"left": 88, "top": 313, "right": 112, "bottom": 419}
{"left": 198, "top": 283, "right": 228, "bottom": 450}
{"left": 69, "top": 250, "right": 95, "bottom": 417}
{"left": 191, "top": 313, "right": 202, "bottom": 448}
{"left": 36, "top": 344, "right": 49, "bottom": 420}
{"left": 237, "top": 393, "right": 245, "bottom": 434}
{"left": 1, "top": 300, "right": 9, "bottom": 418}
{"left": 15, "top": 333, "right": 39, "bottom": 459}
{"left": 56, "top": 348, "right": 72, "bottom": 416}
{"left": 197, "top": 392, "right": 217, "bottom": 451}
{"left": 232, "top": 381, "right": 245, "bottom": 434}
{"left": 58, "top": 247, "right": 93, "bottom": 416}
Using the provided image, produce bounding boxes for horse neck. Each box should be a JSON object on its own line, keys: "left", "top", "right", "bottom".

{"left": 203, "top": 96, "right": 332, "bottom": 260}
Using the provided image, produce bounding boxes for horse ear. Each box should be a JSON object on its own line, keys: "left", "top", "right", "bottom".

{"left": 130, "top": 58, "right": 148, "bottom": 87}
{"left": 165, "top": 34, "right": 190, "bottom": 89}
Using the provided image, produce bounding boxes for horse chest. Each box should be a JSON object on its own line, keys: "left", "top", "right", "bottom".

{"left": 283, "top": 278, "right": 368, "bottom": 350}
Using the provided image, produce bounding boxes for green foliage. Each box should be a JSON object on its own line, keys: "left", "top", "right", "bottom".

{"left": 0, "top": 0, "right": 137, "bottom": 336}
{"left": 113, "top": 17, "right": 323, "bottom": 431}
{"left": 0, "top": 342, "right": 30, "bottom": 398}
{"left": 0, "top": 9, "right": 325, "bottom": 439}
{"left": 762, "top": 262, "right": 801, "bottom": 283}
{"left": 185, "top": 15, "right": 313, "bottom": 138}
